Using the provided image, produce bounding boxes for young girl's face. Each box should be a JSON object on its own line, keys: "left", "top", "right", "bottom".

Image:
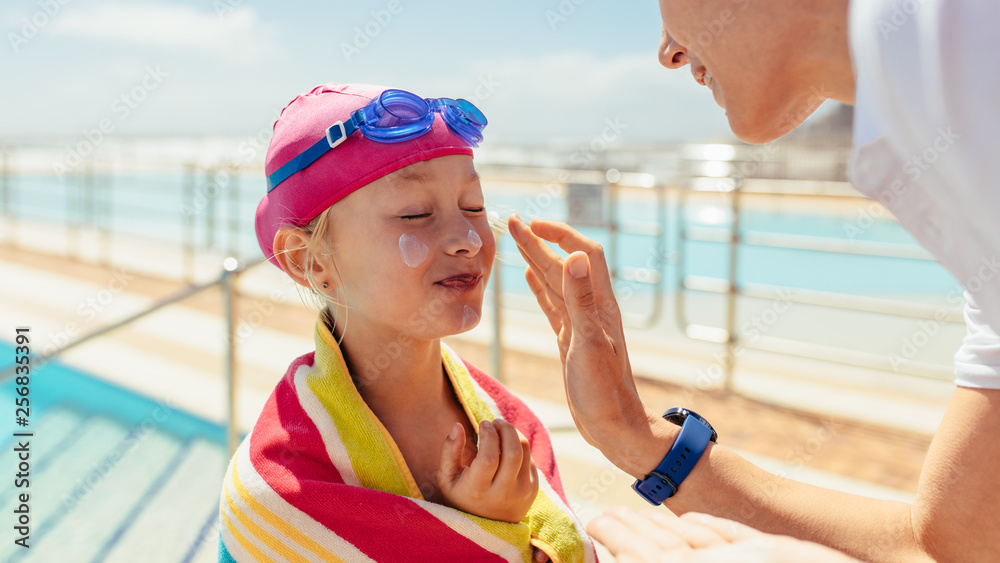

{"left": 323, "top": 154, "right": 496, "bottom": 341}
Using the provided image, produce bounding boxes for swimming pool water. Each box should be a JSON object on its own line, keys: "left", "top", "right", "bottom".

{"left": 0, "top": 340, "right": 226, "bottom": 562}
{"left": 10, "top": 172, "right": 961, "bottom": 299}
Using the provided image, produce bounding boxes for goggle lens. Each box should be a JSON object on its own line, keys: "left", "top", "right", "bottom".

{"left": 374, "top": 90, "right": 430, "bottom": 124}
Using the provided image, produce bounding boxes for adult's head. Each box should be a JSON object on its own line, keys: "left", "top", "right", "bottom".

{"left": 656, "top": 0, "right": 855, "bottom": 143}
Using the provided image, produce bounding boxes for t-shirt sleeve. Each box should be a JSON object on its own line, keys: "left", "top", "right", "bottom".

{"left": 934, "top": 0, "right": 1000, "bottom": 338}
{"left": 954, "top": 291, "right": 1000, "bottom": 389}
{"left": 853, "top": 0, "right": 1000, "bottom": 349}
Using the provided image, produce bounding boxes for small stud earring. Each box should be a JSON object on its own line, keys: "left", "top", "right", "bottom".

{"left": 322, "top": 282, "right": 328, "bottom": 289}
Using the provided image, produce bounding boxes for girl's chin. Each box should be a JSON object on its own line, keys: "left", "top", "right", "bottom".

{"left": 457, "top": 304, "right": 481, "bottom": 333}
{"left": 404, "top": 305, "right": 483, "bottom": 340}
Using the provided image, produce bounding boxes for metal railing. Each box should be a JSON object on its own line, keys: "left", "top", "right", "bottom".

{"left": 0, "top": 256, "right": 267, "bottom": 457}
{"left": 675, "top": 173, "right": 963, "bottom": 388}
{"left": 481, "top": 163, "right": 671, "bottom": 329}
{"left": 1, "top": 140, "right": 966, "bottom": 438}
{"left": 0, "top": 145, "right": 247, "bottom": 281}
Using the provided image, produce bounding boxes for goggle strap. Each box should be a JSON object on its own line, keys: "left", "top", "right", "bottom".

{"left": 266, "top": 120, "right": 358, "bottom": 193}
{"left": 326, "top": 121, "right": 349, "bottom": 149}
{"left": 266, "top": 91, "right": 486, "bottom": 193}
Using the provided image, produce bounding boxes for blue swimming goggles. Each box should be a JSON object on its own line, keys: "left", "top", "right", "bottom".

{"left": 266, "top": 89, "right": 487, "bottom": 192}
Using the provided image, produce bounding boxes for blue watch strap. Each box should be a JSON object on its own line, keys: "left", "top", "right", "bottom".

{"left": 632, "top": 415, "right": 714, "bottom": 505}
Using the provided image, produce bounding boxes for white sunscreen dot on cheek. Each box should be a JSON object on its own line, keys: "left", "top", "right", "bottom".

{"left": 467, "top": 229, "right": 482, "bottom": 251}
{"left": 398, "top": 234, "right": 429, "bottom": 268}
{"left": 460, "top": 305, "right": 480, "bottom": 332}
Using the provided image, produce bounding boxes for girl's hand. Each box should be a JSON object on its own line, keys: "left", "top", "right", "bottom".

{"left": 436, "top": 419, "right": 539, "bottom": 523}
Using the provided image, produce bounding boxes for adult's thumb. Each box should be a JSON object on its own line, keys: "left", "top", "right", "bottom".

{"left": 563, "top": 252, "right": 603, "bottom": 337}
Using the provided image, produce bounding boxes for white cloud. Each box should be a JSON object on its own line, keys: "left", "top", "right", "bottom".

{"left": 437, "top": 51, "right": 735, "bottom": 144}
{"left": 48, "top": 1, "right": 281, "bottom": 62}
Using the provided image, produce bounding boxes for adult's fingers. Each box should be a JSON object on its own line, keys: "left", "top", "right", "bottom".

{"left": 508, "top": 215, "right": 566, "bottom": 298}
{"left": 529, "top": 219, "right": 616, "bottom": 304}
{"left": 511, "top": 223, "right": 558, "bottom": 286}
{"left": 678, "top": 513, "right": 761, "bottom": 544}
{"left": 587, "top": 509, "right": 689, "bottom": 563}
{"left": 561, "top": 252, "right": 607, "bottom": 345}
{"left": 640, "top": 510, "right": 731, "bottom": 549}
{"left": 608, "top": 507, "right": 701, "bottom": 551}
{"left": 525, "top": 265, "right": 565, "bottom": 335}
{"left": 493, "top": 420, "right": 525, "bottom": 484}
{"left": 529, "top": 218, "right": 627, "bottom": 343}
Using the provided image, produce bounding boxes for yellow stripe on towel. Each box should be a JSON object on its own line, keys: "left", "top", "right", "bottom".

{"left": 220, "top": 506, "right": 277, "bottom": 563}
{"left": 308, "top": 323, "right": 419, "bottom": 498}
{"left": 231, "top": 460, "right": 346, "bottom": 563}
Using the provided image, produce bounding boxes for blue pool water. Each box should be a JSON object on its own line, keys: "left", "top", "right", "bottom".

{"left": 0, "top": 339, "right": 227, "bottom": 562}
{"left": 0, "top": 340, "right": 226, "bottom": 445}
{"left": 9, "top": 172, "right": 961, "bottom": 300}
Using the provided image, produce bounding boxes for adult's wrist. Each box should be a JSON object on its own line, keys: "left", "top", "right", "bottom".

{"left": 603, "top": 409, "right": 678, "bottom": 479}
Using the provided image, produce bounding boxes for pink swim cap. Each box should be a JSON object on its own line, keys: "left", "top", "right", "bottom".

{"left": 255, "top": 83, "right": 476, "bottom": 268}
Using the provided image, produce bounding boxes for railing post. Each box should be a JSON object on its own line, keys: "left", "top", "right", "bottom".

{"left": 68, "top": 166, "right": 81, "bottom": 259}
{"left": 674, "top": 182, "right": 690, "bottom": 331}
{"left": 606, "top": 168, "right": 620, "bottom": 282}
{"left": 100, "top": 166, "right": 112, "bottom": 267}
{"left": 222, "top": 257, "right": 239, "bottom": 458}
{"left": 205, "top": 168, "right": 216, "bottom": 251}
{"left": 490, "top": 225, "right": 504, "bottom": 385}
{"left": 645, "top": 181, "right": 669, "bottom": 328}
{"left": 723, "top": 176, "right": 743, "bottom": 390}
{"left": 1, "top": 144, "right": 9, "bottom": 246}
{"left": 227, "top": 165, "right": 239, "bottom": 259}
{"left": 183, "top": 164, "right": 195, "bottom": 282}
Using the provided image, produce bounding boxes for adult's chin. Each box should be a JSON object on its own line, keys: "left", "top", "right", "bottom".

{"left": 726, "top": 109, "right": 803, "bottom": 145}
{"left": 725, "top": 92, "right": 824, "bottom": 145}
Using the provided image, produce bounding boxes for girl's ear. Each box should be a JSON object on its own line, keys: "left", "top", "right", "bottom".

{"left": 272, "top": 226, "right": 332, "bottom": 289}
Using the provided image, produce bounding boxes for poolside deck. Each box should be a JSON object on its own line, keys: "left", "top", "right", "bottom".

{"left": 0, "top": 222, "right": 935, "bottom": 560}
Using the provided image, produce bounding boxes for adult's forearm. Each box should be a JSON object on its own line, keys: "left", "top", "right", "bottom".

{"left": 677, "top": 445, "right": 929, "bottom": 561}
{"left": 606, "top": 419, "right": 929, "bottom": 562}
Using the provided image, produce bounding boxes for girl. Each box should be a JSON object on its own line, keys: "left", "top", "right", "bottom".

{"left": 218, "top": 83, "right": 595, "bottom": 563}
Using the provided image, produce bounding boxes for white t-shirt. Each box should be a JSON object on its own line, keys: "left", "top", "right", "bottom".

{"left": 849, "top": 0, "right": 1000, "bottom": 389}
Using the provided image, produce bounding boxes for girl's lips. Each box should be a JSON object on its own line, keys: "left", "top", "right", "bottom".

{"left": 436, "top": 274, "right": 481, "bottom": 290}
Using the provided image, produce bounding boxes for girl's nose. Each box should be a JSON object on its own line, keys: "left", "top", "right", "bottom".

{"left": 659, "top": 28, "right": 689, "bottom": 69}
{"left": 443, "top": 218, "right": 484, "bottom": 257}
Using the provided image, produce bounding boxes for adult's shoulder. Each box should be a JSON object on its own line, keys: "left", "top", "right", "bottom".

{"left": 849, "top": 0, "right": 1000, "bottom": 148}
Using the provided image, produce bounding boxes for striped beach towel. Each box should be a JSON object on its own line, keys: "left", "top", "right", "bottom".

{"left": 218, "top": 316, "right": 596, "bottom": 562}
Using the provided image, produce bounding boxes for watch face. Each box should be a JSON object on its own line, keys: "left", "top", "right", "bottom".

{"left": 661, "top": 407, "right": 689, "bottom": 426}
{"left": 662, "top": 407, "right": 718, "bottom": 443}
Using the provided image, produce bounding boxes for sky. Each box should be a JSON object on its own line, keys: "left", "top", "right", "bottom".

{"left": 0, "top": 0, "right": 808, "bottom": 147}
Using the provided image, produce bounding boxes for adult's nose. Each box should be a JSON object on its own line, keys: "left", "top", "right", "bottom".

{"left": 658, "top": 27, "right": 689, "bottom": 69}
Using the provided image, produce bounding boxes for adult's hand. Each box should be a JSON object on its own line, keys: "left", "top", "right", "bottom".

{"left": 587, "top": 508, "right": 861, "bottom": 563}
{"left": 507, "top": 214, "right": 674, "bottom": 477}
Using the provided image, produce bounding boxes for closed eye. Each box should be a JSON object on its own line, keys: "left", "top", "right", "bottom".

{"left": 464, "top": 207, "right": 485, "bottom": 213}
{"left": 400, "top": 213, "right": 431, "bottom": 220}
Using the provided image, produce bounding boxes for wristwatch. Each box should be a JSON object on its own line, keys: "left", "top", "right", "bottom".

{"left": 632, "top": 408, "right": 718, "bottom": 506}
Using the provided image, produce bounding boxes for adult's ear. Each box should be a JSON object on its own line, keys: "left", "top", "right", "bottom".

{"left": 272, "top": 226, "right": 332, "bottom": 290}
